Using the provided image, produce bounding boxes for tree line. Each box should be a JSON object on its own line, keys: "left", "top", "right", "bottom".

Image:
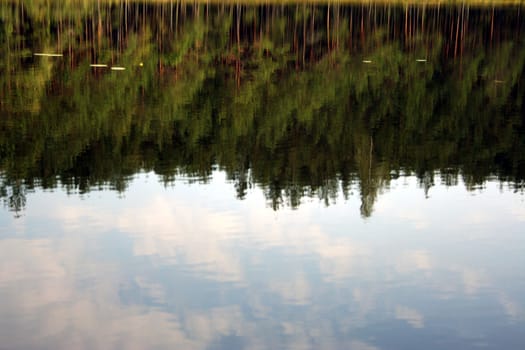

{"left": 1, "top": 1, "right": 524, "bottom": 216}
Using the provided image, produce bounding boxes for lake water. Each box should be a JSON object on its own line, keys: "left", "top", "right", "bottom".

{"left": 1, "top": 1, "right": 524, "bottom": 349}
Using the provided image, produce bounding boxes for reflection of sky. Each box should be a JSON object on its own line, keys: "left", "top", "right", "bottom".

{"left": 0, "top": 172, "right": 524, "bottom": 350}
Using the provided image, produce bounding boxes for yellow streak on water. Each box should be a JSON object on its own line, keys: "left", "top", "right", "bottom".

{"left": 34, "top": 53, "right": 63, "bottom": 57}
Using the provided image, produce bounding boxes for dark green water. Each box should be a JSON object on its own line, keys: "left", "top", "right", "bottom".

{"left": 0, "top": 1, "right": 524, "bottom": 349}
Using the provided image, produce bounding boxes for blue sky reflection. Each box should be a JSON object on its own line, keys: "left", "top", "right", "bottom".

{"left": 0, "top": 172, "right": 524, "bottom": 349}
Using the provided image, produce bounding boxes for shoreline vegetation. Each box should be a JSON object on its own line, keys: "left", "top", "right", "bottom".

{"left": 7, "top": 0, "right": 525, "bottom": 6}
{"left": 1, "top": 1, "right": 524, "bottom": 215}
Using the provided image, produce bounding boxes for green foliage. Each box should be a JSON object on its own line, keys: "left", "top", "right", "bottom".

{"left": 1, "top": 2, "right": 524, "bottom": 216}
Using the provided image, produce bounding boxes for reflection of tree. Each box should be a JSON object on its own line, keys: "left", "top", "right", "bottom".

{"left": 0, "top": 178, "right": 27, "bottom": 218}
{"left": 0, "top": 2, "right": 524, "bottom": 216}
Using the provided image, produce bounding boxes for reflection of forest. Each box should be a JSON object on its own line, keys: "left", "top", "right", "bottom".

{"left": 1, "top": 1, "right": 524, "bottom": 216}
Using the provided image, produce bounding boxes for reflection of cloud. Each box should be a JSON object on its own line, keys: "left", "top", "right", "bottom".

{"left": 2, "top": 197, "right": 378, "bottom": 350}
{"left": 464, "top": 211, "right": 500, "bottom": 226}
{"left": 352, "top": 288, "right": 377, "bottom": 322}
{"left": 395, "top": 305, "right": 424, "bottom": 328}
{"left": 190, "top": 307, "right": 239, "bottom": 338}
{"left": 0, "top": 239, "right": 196, "bottom": 349}
{"left": 134, "top": 277, "right": 166, "bottom": 304}
{"left": 396, "top": 250, "right": 432, "bottom": 273}
{"left": 118, "top": 196, "right": 242, "bottom": 241}
{"left": 184, "top": 305, "right": 253, "bottom": 341}
{"left": 0, "top": 239, "right": 70, "bottom": 307}
{"left": 270, "top": 275, "right": 312, "bottom": 305}
{"left": 498, "top": 293, "right": 523, "bottom": 322}
{"left": 12, "top": 215, "right": 27, "bottom": 235}
{"left": 511, "top": 206, "right": 525, "bottom": 222}
{"left": 310, "top": 229, "right": 369, "bottom": 282}
{"left": 113, "top": 195, "right": 370, "bottom": 285}
{"left": 53, "top": 204, "right": 114, "bottom": 233}
{"left": 279, "top": 322, "right": 314, "bottom": 350}
{"left": 3, "top": 173, "right": 524, "bottom": 349}
{"left": 348, "top": 340, "right": 381, "bottom": 350}
{"left": 459, "top": 268, "right": 488, "bottom": 295}
{"left": 280, "top": 322, "right": 379, "bottom": 350}
{"left": 0, "top": 237, "right": 261, "bottom": 350}
{"left": 118, "top": 196, "right": 245, "bottom": 283}
{"left": 373, "top": 187, "right": 429, "bottom": 230}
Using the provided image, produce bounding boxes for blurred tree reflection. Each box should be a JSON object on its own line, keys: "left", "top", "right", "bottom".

{"left": 1, "top": 1, "right": 524, "bottom": 216}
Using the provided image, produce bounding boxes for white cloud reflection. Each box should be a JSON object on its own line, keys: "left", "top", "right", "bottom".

{"left": 395, "top": 305, "right": 425, "bottom": 329}
{"left": 395, "top": 250, "right": 432, "bottom": 273}
{"left": 498, "top": 293, "right": 524, "bottom": 322}
{"left": 0, "top": 173, "right": 523, "bottom": 349}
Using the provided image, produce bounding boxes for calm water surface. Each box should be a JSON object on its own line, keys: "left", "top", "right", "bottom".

{"left": 1, "top": 1, "right": 525, "bottom": 349}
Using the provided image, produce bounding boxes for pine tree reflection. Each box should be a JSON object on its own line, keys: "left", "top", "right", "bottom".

{"left": 1, "top": 1, "right": 524, "bottom": 216}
